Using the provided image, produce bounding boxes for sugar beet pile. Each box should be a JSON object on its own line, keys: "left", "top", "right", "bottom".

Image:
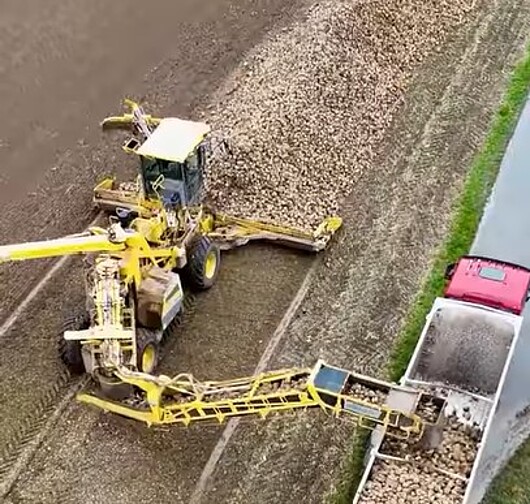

{"left": 357, "top": 415, "right": 481, "bottom": 503}
{"left": 205, "top": 0, "right": 478, "bottom": 230}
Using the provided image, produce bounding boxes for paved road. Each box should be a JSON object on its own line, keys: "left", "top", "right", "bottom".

{"left": 469, "top": 95, "right": 530, "bottom": 503}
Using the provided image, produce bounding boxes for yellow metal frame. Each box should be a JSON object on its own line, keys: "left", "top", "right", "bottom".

{"left": 0, "top": 215, "right": 185, "bottom": 372}
{"left": 95, "top": 99, "right": 343, "bottom": 254}
{"left": 77, "top": 361, "right": 427, "bottom": 442}
{"left": 100, "top": 98, "right": 162, "bottom": 131}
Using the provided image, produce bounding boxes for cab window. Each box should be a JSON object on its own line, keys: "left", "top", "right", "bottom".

{"left": 166, "top": 162, "right": 183, "bottom": 181}
{"left": 187, "top": 150, "right": 200, "bottom": 173}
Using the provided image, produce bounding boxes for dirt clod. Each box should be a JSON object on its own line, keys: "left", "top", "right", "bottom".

{"left": 415, "top": 395, "right": 444, "bottom": 424}
{"left": 344, "top": 382, "right": 387, "bottom": 405}
{"left": 356, "top": 415, "right": 482, "bottom": 502}
{"left": 380, "top": 414, "right": 481, "bottom": 477}
{"left": 358, "top": 459, "right": 467, "bottom": 504}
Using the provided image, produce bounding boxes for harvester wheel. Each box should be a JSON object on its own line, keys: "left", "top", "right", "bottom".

{"left": 59, "top": 312, "right": 90, "bottom": 375}
{"left": 183, "top": 236, "right": 220, "bottom": 291}
{"left": 94, "top": 371, "right": 133, "bottom": 401}
{"left": 136, "top": 327, "right": 160, "bottom": 374}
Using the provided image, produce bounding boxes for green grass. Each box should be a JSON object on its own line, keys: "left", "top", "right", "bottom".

{"left": 329, "top": 42, "right": 530, "bottom": 504}
{"left": 484, "top": 439, "right": 530, "bottom": 504}
{"left": 326, "top": 432, "right": 370, "bottom": 504}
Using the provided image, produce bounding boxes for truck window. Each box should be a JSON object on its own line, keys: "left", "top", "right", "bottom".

{"left": 478, "top": 267, "right": 506, "bottom": 282}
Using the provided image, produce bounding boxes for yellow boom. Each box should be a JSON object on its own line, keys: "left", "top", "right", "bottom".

{"left": 0, "top": 230, "right": 124, "bottom": 263}
{"left": 0, "top": 218, "right": 191, "bottom": 377}
{"left": 0, "top": 222, "right": 183, "bottom": 288}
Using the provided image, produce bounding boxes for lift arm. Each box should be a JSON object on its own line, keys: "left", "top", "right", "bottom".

{"left": 100, "top": 98, "right": 161, "bottom": 139}
{"left": 0, "top": 223, "right": 173, "bottom": 270}
{"left": 77, "top": 360, "right": 441, "bottom": 442}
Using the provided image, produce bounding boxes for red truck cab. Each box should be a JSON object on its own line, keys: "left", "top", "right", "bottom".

{"left": 444, "top": 255, "right": 530, "bottom": 315}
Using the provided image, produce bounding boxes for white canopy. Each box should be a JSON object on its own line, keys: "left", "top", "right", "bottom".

{"left": 136, "top": 117, "right": 211, "bottom": 163}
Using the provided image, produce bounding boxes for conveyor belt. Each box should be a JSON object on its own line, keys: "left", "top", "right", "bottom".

{"left": 78, "top": 360, "right": 433, "bottom": 441}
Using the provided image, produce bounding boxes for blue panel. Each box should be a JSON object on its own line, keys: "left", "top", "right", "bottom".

{"left": 313, "top": 365, "right": 348, "bottom": 394}
{"left": 343, "top": 401, "right": 381, "bottom": 419}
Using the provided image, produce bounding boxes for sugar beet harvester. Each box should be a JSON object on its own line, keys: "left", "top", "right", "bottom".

{"left": 0, "top": 99, "right": 341, "bottom": 393}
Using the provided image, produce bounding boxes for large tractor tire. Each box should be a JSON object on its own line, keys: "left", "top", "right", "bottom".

{"left": 59, "top": 312, "right": 90, "bottom": 375}
{"left": 136, "top": 327, "right": 161, "bottom": 374}
{"left": 183, "top": 236, "right": 220, "bottom": 291}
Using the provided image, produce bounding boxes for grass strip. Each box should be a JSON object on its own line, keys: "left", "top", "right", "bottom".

{"left": 484, "top": 438, "right": 530, "bottom": 504}
{"left": 328, "top": 42, "right": 530, "bottom": 504}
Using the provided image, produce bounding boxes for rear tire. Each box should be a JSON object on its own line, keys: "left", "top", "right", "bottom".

{"left": 183, "top": 236, "right": 220, "bottom": 291}
{"left": 94, "top": 370, "right": 134, "bottom": 401}
{"left": 59, "top": 312, "right": 90, "bottom": 375}
{"left": 136, "top": 327, "right": 160, "bottom": 374}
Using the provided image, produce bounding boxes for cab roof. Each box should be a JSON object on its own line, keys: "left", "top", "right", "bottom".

{"left": 444, "top": 255, "right": 530, "bottom": 315}
{"left": 136, "top": 117, "right": 211, "bottom": 163}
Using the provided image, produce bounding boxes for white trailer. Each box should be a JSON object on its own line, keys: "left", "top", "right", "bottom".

{"left": 353, "top": 256, "right": 530, "bottom": 504}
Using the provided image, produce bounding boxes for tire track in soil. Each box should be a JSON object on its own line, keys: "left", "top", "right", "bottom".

{"left": 0, "top": 0, "right": 311, "bottom": 497}
{"left": 193, "top": 1, "right": 530, "bottom": 502}
{"left": 0, "top": 284, "right": 202, "bottom": 499}
{"left": 0, "top": 377, "right": 85, "bottom": 498}
{"left": 0, "top": 0, "right": 309, "bottom": 326}
{"left": 4, "top": 247, "right": 311, "bottom": 504}
{"left": 3, "top": 0, "right": 482, "bottom": 500}
{"left": 0, "top": 213, "right": 105, "bottom": 496}
{"left": 3, "top": 0, "right": 524, "bottom": 500}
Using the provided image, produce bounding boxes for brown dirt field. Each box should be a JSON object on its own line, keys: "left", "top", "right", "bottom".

{"left": 0, "top": 0, "right": 310, "bottom": 499}
{"left": 0, "top": 0, "right": 305, "bottom": 322}
{"left": 0, "top": 0, "right": 529, "bottom": 503}
{"left": 192, "top": 1, "right": 530, "bottom": 502}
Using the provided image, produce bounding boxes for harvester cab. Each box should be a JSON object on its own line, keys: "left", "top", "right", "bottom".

{"left": 131, "top": 117, "right": 210, "bottom": 209}
{"left": 96, "top": 99, "right": 228, "bottom": 218}
{"left": 94, "top": 99, "right": 343, "bottom": 254}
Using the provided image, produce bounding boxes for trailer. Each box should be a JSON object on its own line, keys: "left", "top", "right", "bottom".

{"left": 353, "top": 255, "right": 530, "bottom": 504}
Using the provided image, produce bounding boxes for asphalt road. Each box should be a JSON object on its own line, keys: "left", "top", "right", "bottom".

{"left": 469, "top": 95, "right": 530, "bottom": 503}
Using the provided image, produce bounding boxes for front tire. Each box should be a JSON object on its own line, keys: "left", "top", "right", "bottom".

{"left": 183, "top": 236, "right": 220, "bottom": 291}
{"left": 59, "top": 312, "right": 90, "bottom": 375}
{"left": 136, "top": 327, "right": 160, "bottom": 374}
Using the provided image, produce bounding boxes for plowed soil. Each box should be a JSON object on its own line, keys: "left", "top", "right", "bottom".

{"left": 0, "top": 0, "right": 529, "bottom": 503}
